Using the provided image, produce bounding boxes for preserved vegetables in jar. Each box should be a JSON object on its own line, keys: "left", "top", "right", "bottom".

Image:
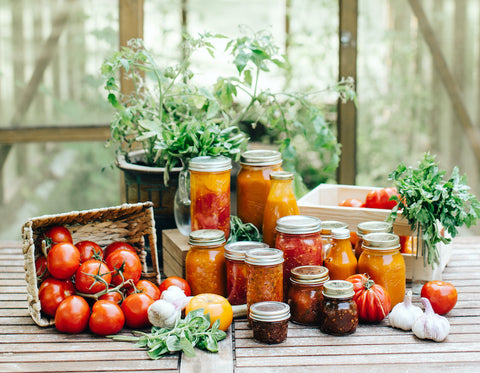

{"left": 262, "top": 171, "right": 299, "bottom": 247}
{"left": 190, "top": 156, "right": 232, "bottom": 240}
{"left": 185, "top": 229, "right": 227, "bottom": 296}
{"left": 287, "top": 265, "right": 329, "bottom": 325}
{"left": 275, "top": 215, "right": 323, "bottom": 298}
{"left": 358, "top": 232, "right": 406, "bottom": 308}
{"left": 354, "top": 221, "right": 392, "bottom": 259}
{"left": 320, "top": 280, "right": 358, "bottom": 336}
{"left": 224, "top": 241, "right": 268, "bottom": 305}
{"left": 250, "top": 301, "right": 290, "bottom": 344}
{"left": 324, "top": 228, "right": 357, "bottom": 280}
{"left": 320, "top": 221, "right": 348, "bottom": 260}
{"left": 237, "top": 150, "right": 283, "bottom": 232}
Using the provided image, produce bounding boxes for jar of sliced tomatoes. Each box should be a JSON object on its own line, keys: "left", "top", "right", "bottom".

{"left": 189, "top": 156, "right": 232, "bottom": 240}
{"left": 224, "top": 241, "right": 268, "bottom": 305}
{"left": 275, "top": 215, "right": 323, "bottom": 298}
{"left": 358, "top": 232, "right": 405, "bottom": 308}
{"left": 324, "top": 228, "right": 357, "bottom": 280}
{"left": 237, "top": 150, "right": 283, "bottom": 232}
{"left": 354, "top": 221, "right": 392, "bottom": 259}
{"left": 320, "top": 220, "right": 348, "bottom": 260}
{"left": 186, "top": 229, "right": 227, "bottom": 297}
{"left": 287, "top": 265, "right": 329, "bottom": 325}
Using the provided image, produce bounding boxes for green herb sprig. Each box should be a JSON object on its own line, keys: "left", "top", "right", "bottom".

{"left": 108, "top": 308, "right": 226, "bottom": 360}
{"left": 388, "top": 153, "right": 480, "bottom": 266}
{"left": 228, "top": 215, "right": 262, "bottom": 243}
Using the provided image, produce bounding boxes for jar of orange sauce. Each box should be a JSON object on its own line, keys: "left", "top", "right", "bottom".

{"left": 186, "top": 229, "right": 227, "bottom": 296}
{"left": 354, "top": 221, "right": 393, "bottom": 259}
{"left": 358, "top": 232, "right": 406, "bottom": 308}
{"left": 237, "top": 150, "right": 282, "bottom": 232}
{"left": 324, "top": 228, "right": 357, "bottom": 280}
{"left": 320, "top": 220, "right": 348, "bottom": 260}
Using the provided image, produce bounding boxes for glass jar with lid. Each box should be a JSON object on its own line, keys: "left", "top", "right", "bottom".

{"left": 185, "top": 229, "right": 227, "bottom": 296}
{"left": 275, "top": 215, "right": 323, "bottom": 298}
{"left": 320, "top": 280, "right": 358, "bottom": 336}
{"left": 358, "top": 232, "right": 405, "bottom": 308}
{"left": 224, "top": 241, "right": 268, "bottom": 305}
{"left": 250, "top": 301, "right": 290, "bottom": 344}
{"left": 320, "top": 220, "right": 348, "bottom": 260}
{"left": 287, "top": 265, "right": 329, "bottom": 325}
{"left": 237, "top": 150, "right": 283, "bottom": 232}
{"left": 189, "top": 156, "right": 232, "bottom": 240}
{"left": 324, "top": 228, "right": 357, "bottom": 280}
{"left": 354, "top": 221, "right": 393, "bottom": 259}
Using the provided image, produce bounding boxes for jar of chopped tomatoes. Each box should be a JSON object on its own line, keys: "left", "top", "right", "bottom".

{"left": 354, "top": 221, "right": 392, "bottom": 259}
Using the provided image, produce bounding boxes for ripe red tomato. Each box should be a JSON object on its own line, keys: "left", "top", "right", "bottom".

{"left": 127, "top": 279, "right": 161, "bottom": 300}
{"left": 421, "top": 281, "right": 458, "bottom": 315}
{"left": 104, "top": 241, "right": 136, "bottom": 259}
{"left": 38, "top": 278, "right": 76, "bottom": 317}
{"left": 346, "top": 274, "right": 391, "bottom": 322}
{"left": 364, "top": 188, "right": 399, "bottom": 210}
{"left": 35, "top": 256, "right": 49, "bottom": 282}
{"left": 158, "top": 276, "right": 191, "bottom": 297}
{"left": 121, "top": 293, "right": 154, "bottom": 328}
{"left": 75, "top": 240, "right": 103, "bottom": 263}
{"left": 54, "top": 295, "right": 91, "bottom": 334}
{"left": 99, "top": 291, "right": 124, "bottom": 304}
{"left": 338, "top": 198, "right": 364, "bottom": 208}
{"left": 89, "top": 300, "right": 125, "bottom": 335}
{"left": 383, "top": 187, "right": 399, "bottom": 209}
{"left": 105, "top": 249, "right": 142, "bottom": 287}
{"left": 47, "top": 242, "right": 80, "bottom": 280}
{"left": 75, "top": 259, "right": 112, "bottom": 294}
{"left": 42, "top": 226, "right": 73, "bottom": 246}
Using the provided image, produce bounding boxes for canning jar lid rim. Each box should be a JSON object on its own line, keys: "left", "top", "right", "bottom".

{"left": 331, "top": 227, "right": 351, "bottom": 239}
{"left": 321, "top": 220, "right": 348, "bottom": 234}
{"left": 188, "top": 229, "right": 226, "bottom": 246}
{"left": 224, "top": 241, "right": 269, "bottom": 260}
{"left": 189, "top": 155, "right": 232, "bottom": 171}
{"left": 244, "top": 248, "right": 284, "bottom": 265}
{"left": 357, "top": 221, "right": 393, "bottom": 235}
{"left": 362, "top": 232, "right": 400, "bottom": 249}
{"left": 250, "top": 301, "right": 290, "bottom": 321}
{"left": 240, "top": 149, "right": 282, "bottom": 165}
{"left": 290, "top": 265, "right": 329, "bottom": 282}
{"left": 276, "top": 215, "right": 322, "bottom": 234}
{"left": 322, "top": 280, "right": 355, "bottom": 298}
{"left": 269, "top": 170, "right": 294, "bottom": 180}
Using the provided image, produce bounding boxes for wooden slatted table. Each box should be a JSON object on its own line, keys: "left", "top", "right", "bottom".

{"left": 1, "top": 237, "right": 480, "bottom": 372}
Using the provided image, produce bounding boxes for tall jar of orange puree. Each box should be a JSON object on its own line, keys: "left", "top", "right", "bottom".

{"left": 236, "top": 150, "right": 282, "bottom": 232}
{"left": 358, "top": 232, "right": 405, "bottom": 309}
{"left": 324, "top": 228, "right": 357, "bottom": 280}
{"left": 262, "top": 171, "right": 299, "bottom": 248}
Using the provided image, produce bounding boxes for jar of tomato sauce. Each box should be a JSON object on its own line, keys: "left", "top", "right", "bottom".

{"left": 224, "top": 241, "right": 268, "bottom": 305}
{"left": 275, "top": 215, "right": 323, "bottom": 298}
{"left": 358, "top": 232, "right": 406, "bottom": 308}
{"left": 324, "top": 228, "right": 357, "bottom": 280}
{"left": 237, "top": 150, "right": 282, "bottom": 232}
{"left": 189, "top": 156, "right": 232, "bottom": 240}
{"left": 287, "top": 265, "right": 329, "bottom": 325}
{"left": 354, "top": 221, "right": 392, "bottom": 259}
{"left": 245, "top": 248, "right": 284, "bottom": 318}
{"left": 320, "top": 220, "right": 348, "bottom": 260}
{"left": 185, "top": 229, "right": 227, "bottom": 297}
{"left": 262, "top": 171, "right": 299, "bottom": 247}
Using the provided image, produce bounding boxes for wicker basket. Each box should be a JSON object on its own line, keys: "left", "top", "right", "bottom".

{"left": 21, "top": 202, "right": 160, "bottom": 327}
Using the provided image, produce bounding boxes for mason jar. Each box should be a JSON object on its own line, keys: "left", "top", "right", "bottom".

{"left": 320, "top": 220, "right": 348, "bottom": 260}
{"left": 354, "top": 221, "right": 393, "bottom": 259}
{"left": 250, "top": 301, "right": 290, "bottom": 344}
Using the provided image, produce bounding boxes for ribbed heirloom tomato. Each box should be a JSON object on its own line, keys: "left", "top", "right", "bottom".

{"left": 421, "top": 281, "right": 458, "bottom": 315}
{"left": 185, "top": 293, "right": 233, "bottom": 331}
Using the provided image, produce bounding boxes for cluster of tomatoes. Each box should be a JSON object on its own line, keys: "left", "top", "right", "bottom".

{"left": 339, "top": 187, "right": 400, "bottom": 210}
{"left": 35, "top": 225, "right": 191, "bottom": 335}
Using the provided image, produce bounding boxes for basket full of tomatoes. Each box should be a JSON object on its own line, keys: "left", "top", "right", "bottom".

{"left": 21, "top": 202, "right": 160, "bottom": 328}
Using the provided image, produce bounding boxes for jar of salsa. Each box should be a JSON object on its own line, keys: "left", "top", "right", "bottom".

{"left": 237, "top": 150, "right": 283, "bottom": 232}
{"left": 275, "top": 215, "right": 323, "bottom": 298}
{"left": 358, "top": 232, "right": 406, "bottom": 308}
{"left": 354, "top": 221, "right": 392, "bottom": 259}
{"left": 287, "top": 265, "right": 329, "bottom": 325}
{"left": 320, "top": 220, "right": 348, "bottom": 260}
{"left": 320, "top": 280, "right": 358, "bottom": 336}
{"left": 189, "top": 156, "right": 232, "bottom": 240}
{"left": 250, "top": 301, "right": 290, "bottom": 344}
{"left": 185, "top": 229, "right": 227, "bottom": 296}
{"left": 324, "top": 228, "right": 357, "bottom": 280}
{"left": 245, "top": 248, "right": 284, "bottom": 318}
{"left": 262, "top": 171, "right": 299, "bottom": 247}
{"left": 224, "top": 241, "right": 268, "bottom": 305}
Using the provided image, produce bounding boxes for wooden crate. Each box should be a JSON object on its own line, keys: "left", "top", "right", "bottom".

{"left": 298, "top": 184, "right": 452, "bottom": 281}
{"left": 162, "top": 229, "right": 189, "bottom": 278}
{"left": 21, "top": 202, "right": 160, "bottom": 327}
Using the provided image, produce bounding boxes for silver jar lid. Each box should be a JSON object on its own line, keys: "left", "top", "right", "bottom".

{"left": 189, "top": 156, "right": 232, "bottom": 172}
{"left": 249, "top": 301, "right": 290, "bottom": 322}
{"left": 240, "top": 150, "right": 282, "bottom": 166}
{"left": 290, "top": 265, "right": 329, "bottom": 285}
{"left": 224, "top": 241, "right": 269, "bottom": 261}
{"left": 189, "top": 229, "right": 226, "bottom": 246}
{"left": 276, "top": 215, "right": 322, "bottom": 235}
{"left": 362, "top": 232, "right": 400, "bottom": 250}
{"left": 321, "top": 220, "right": 348, "bottom": 235}
{"left": 269, "top": 171, "right": 294, "bottom": 180}
{"left": 357, "top": 221, "right": 393, "bottom": 236}
{"left": 332, "top": 227, "right": 351, "bottom": 240}
{"left": 245, "top": 248, "right": 284, "bottom": 266}
{"left": 322, "top": 280, "right": 355, "bottom": 299}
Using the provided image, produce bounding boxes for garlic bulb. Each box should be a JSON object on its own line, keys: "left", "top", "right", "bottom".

{"left": 148, "top": 299, "right": 181, "bottom": 328}
{"left": 412, "top": 297, "right": 450, "bottom": 342}
{"left": 388, "top": 290, "right": 423, "bottom": 330}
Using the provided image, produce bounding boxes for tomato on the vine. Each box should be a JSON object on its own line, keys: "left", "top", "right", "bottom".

{"left": 158, "top": 276, "right": 191, "bottom": 297}
{"left": 75, "top": 240, "right": 103, "bottom": 263}
{"left": 38, "top": 277, "right": 76, "bottom": 317}
{"left": 42, "top": 226, "right": 73, "bottom": 246}
{"left": 364, "top": 188, "right": 399, "bottom": 210}
{"left": 127, "top": 279, "right": 161, "bottom": 300}
{"left": 35, "top": 256, "right": 49, "bottom": 282}
{"left": 105, "top": 249, "right": 142, "bottom": 287}
{"left": 185, "top": 293, "right": 233, "bottom": 331}
{"left": 421, "top": 281, "right": 457, "bottom": 315}
{"left": 47, "top": 242, "right": 80, "bottom": 280}
{"left": 104, "top": 241, "right": 136, "bottom": 260}
{"left": 121, "top": 293, "right": 154, "bottom": 328}
{"left": 75, "top": 259, "right": 112, "bottom": 294}
{"left": 89, "top": 300, "right": 125, "bottom": 335}
{"left": 339, "top": 198, "right": 364, "bottom": 208}
{"left": 99, "top": 291, "right": 124, "bottom": 304}
{"left": 54, "top": 295, "right": 90, "bottom": 334}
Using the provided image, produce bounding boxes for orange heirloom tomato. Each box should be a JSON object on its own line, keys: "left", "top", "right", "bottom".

{"left": 185, "top": 293, "right": 233, "bottom": 332}
{"left": 421, "top": 281, "right": 457, "bottom": 315}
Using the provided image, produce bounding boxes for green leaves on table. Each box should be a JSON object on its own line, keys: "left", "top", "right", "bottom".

{"left": 228, "top": 215, "right": 262, "bottom": 243}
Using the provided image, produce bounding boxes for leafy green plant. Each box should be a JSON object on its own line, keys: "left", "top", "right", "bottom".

{"left": 228, "top": 216, "right": 262, "bottom": 243}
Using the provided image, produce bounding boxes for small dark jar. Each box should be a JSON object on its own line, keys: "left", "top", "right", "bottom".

{"left": 249, "top": 301, "right": 290, "bottom": 344}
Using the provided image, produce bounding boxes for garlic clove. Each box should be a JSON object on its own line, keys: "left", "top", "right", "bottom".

{"left": 412, "top": 297, "right": 450, "bottom": 342}
{"left": 388, "top": 290, "right": 423, "bottom": 331}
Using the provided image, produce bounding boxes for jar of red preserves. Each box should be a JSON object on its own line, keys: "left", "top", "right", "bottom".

{"left": 237, "top": 150, "right": 283, "bottom": 232}
{"left": 275, "top": 215, "right": 323, "bottom": 298}
{"left": 320, "top": 280, "right": 358, "bottom": 336}
{"left": 262, "top": 171, "right": 299, "bottom": 247}
{"left": 324, "top": 228, "right": 357, "bottom": 280}
{"left": 287, "top": 265, "right": 329, "bottom": 325}
{"left": 185, "top": 229, "right": 227, "bottom": 296}
{"left": 224, "top": 241, "right": 268, "bottom": 305}
{"left": 189, "top": 156, "right": 232, "bottom": 240}
{"left": 250, "top": 301, "right": 290, "bottom": 344}
{"left": 320, "top": 220, "right": 348, "bottom": 260}
{"left": 354, "top": 221, "right": 392, "bottom": 259}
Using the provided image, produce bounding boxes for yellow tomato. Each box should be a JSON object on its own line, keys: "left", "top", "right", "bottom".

{"left": 185, "top": 293, "right": 233, "bottom": 331}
